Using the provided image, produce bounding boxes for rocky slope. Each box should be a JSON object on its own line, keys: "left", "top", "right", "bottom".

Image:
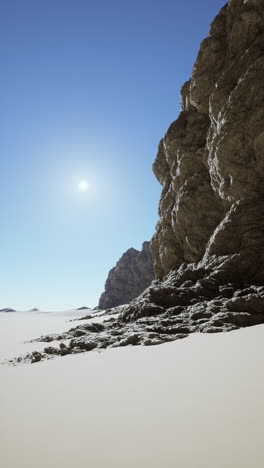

{"left": 98, "top": 242, "right": 154, "bottom": 309}
{"left": 13, "top": 0, "right": 264, "bottom": 363}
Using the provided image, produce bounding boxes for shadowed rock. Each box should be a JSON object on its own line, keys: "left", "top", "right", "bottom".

{"left": 11, "top": 280, "right": 264, "bottom": 364}
{"left": 98, "top": 241, "right": 154, "bottom": 309}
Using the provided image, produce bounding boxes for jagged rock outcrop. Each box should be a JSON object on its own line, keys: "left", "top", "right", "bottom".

{"left": 120, "top": 0, "right": 264, "bottom": 322}
{"left": 151, "top": 0, "right": 264, "bottom": 279}
{"left": 120, "top": 0, "right": 264, "bottom": 320}
{"left": 98, "top": 242, "right": 154, "bottom": 309}
{"left": 13, "top": 0, "right": 264, "bottom": 364}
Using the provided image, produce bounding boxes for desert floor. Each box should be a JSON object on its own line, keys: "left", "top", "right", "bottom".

{"left": 0, "top": 310, "right": 264, "bottom": 468}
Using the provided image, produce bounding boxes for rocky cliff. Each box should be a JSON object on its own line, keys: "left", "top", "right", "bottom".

{"left": 15, "top": 0, "right": 264, "bottom": 363}
{"left": 120, "top": 0, "right": 264, "bottom": 324}
{"left": 98, "top": 242, "right": 154, "bottom": 309}
{"left": 150, "top": 0, "right": 264, "bottom": 282}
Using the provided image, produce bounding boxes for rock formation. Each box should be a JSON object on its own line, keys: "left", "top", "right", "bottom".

{"left": 117, "top": 0, "right": 264, "bottom": 324}
{"left": 0, "top": 308, "right": 16, "bottom": 313}
{"left": 150, "top": 0, "right": 264, "bottom": 281}
{"left": 98, "top": 242, "right": 154, "bottom": 309}
{"left": 13, "top": 0, "right": 264, "bottom": 363}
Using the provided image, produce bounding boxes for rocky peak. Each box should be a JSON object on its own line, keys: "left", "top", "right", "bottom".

{"left": 98, "top": 242, "right": 154, "bottom": 309}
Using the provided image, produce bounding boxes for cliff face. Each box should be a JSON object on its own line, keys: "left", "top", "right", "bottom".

{"left": 151, "top": 0, "right": 264, "bottom": 281}
{"left": 119, "top": 0, "right": 264, "bottom": 326}
{"left": 98, "top": 242, "right": 154, "bottom": 309}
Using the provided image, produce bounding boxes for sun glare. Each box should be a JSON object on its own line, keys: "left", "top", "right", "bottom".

{"left": 78, "top": 180, "right": 89, "bottom": 191}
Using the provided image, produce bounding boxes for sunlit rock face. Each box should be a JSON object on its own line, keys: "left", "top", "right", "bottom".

{"left": 119, "top": 0, "right": 264, "bottom": 327}
{"left": 151, "top": 0, "right": 264, "bottom": 281}
{"left": 98, "top": 242, "right": 154, "bottom": 309}
{"left": 148, "top": 0, "right": 264, "bottom": 284}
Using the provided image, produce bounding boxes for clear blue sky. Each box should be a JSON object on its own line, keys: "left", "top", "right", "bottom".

{"left": 0, "top": 0, "right": 226, "bottom": 310}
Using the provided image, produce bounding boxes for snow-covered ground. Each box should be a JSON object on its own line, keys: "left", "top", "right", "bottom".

{"left": 1, "top": 311, "right": 264, "bottom": 468}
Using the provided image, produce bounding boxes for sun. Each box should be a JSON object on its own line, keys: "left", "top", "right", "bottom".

{"left": 78, "top": 180, "right": 89, "bottom": 191}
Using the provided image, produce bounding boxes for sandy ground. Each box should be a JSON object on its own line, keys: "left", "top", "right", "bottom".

{"left": 0, "top": 310, "right": 91, "bottom": 362}
{"left": 0, "top": 311, "right": 264, "bottom": 468}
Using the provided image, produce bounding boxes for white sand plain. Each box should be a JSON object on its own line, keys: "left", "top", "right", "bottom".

{"left": 0, "top": 310, "right": 264, "bottom": 468}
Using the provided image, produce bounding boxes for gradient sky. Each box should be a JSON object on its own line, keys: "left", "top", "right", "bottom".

{"left": 0, "top": 0, "right": 226, "bottom": 310}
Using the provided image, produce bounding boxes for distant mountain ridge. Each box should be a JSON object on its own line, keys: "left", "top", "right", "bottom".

{"left": 0, "top": 308, "right": 16, "bottom": 313}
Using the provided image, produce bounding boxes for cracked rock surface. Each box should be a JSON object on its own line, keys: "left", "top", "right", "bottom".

{"left": 151, "top": 0, "right": 264, "bottom": 280}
